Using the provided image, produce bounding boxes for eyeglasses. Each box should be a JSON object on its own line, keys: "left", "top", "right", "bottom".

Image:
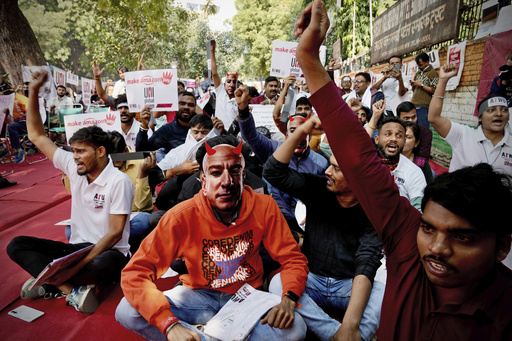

{"left": 353, "top": 80, "right": 367, "bottom": 84}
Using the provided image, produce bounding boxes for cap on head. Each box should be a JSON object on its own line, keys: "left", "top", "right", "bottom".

{"left": 478, "top": 96, "right": 508, "bottom": 117}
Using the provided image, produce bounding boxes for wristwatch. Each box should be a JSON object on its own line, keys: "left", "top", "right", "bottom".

{"left": 420, "top": 83, "right": 424, "bottom": 88}
{"left": 285, "top": 291, "right": 300, "bottom": 303}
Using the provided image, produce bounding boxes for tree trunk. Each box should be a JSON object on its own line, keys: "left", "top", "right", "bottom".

{"left": 0, "top": 0, "right": 46, "bottom": 87}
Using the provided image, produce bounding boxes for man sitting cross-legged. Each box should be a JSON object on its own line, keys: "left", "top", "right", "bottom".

{"left": 6, "top": 70, "right": 134, "bottom": 313}
{"left": 294, "top": 2, "right": 512, "bottom": 339}
{"left": 263, "top": 115, "right": 384, "bottom": 341}
{"left": 115, "top": 135, "right": 309, "bottom": 341}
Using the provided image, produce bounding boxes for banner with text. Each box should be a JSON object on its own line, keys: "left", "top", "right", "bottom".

{"left": 125, "top": 69, "right": 178, "bottom": 112}
{"left": 251, "top": 105, "right": 278, "bottom": 133}
{"left": 0, "top": 94, "right": 15, "bottom": 128}
{"left": 64, "top": 111, "right": 122, "bottom": 144}
{"left": 53, "top": 66, "right": 66, "bottom": 86}
{"left": 66, "top": 72, "right": 79, "bottom": 86}
{"left": 270, "top": 41, "right": 326, "bottom": 80}
{"left": 371, "top": 0, "right": 460, "bottom": 65}
{"left": 21, "top": 65, "right": 57, "bottom": 102}
{"left": 445, "top": 41, "right": 467, "bottom": 91}
{"left": 81, "top": 77, "right": 94, "bottom": 106}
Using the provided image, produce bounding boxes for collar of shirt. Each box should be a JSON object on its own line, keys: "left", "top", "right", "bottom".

{"left": 92, "top": 158, "right": 115, "bottom": 187}
{"left": 476, "top": 125, "right": 512, "bottom": 146}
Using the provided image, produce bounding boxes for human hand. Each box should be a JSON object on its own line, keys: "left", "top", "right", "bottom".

{"left": 166, "top": 323, "right": 201, "bottom": 341}
{"left": 410, "top": 80, "right": 421, "bottom": 87}
{"left": 331, "top": 323, "right": 361, "bottom": 341}
{"left": 210, "top": 39, "right": 216, "bottom": 53}
{"left": 439, "top": 63, "right": 459, "bottom": 80}
{"left": 346, "top": 98, "right": 362, "bottom": 112}
{"left": 234, "top": 85, "right": 250, "bottom": 110}
{"left": 212, "top": 116, "right": 225, "bottom": 134}
{"left": 180, "top": 160, "right": 200, "bottom": 174}
{"left": 261, "top": 296, "right": 296, "bottom": 329}
{"left": 140, "top": 107, "right": 151, "bottom": 129}
{"left": 294, "top": 0, "right": 330, "bottom": 57}
{"left": 372, "top": 99, "right": 386, "bottom": 118}
{"left": 298, "top": 115, "right": 323, "bottom": 136}
{"left": 328, "top": 58, "right": 336, "bottom": 68}
{"left": 283, "top": 75, "right": 296, "bottom": 87}
{"left": 91, "top": 60, "right": 105, "bottom": 78}
{"left": 29, "top": 70, "right": 48, "bottom": 92}
{"left": 139, "top": 152, "right": 156, "bottom": 178}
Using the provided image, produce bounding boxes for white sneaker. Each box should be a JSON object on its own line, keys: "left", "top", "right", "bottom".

{"left": 20, "top": 277, "right": 45, "bottom": 299}
{"left": 65, "top": 285, "right": 99, "bottom": 313}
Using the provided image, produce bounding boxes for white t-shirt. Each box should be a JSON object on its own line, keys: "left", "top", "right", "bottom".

{"left": 391, "top": 154, "right": 427, "bottom": 202}
{"left": 214, "top": 83, "right": 238, "bottom": 130}
{"left": 380, "top": 77, "right": 410, "bottom": 114}
{"left": 48, "top": 95, "right": 74, "bottom": 114}
{"left": 112, "top": 80, "right": 126, "bottom": 99}
{"left": 444, "top": 122, "right": 512, "bottom": 175}
{"left": 53, "top": 148, "right": 134, "bottom": 256}
{"left": 122, "top": 120, "right": 152, "bottom": 152}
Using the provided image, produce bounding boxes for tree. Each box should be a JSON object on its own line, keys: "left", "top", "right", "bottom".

{"left": 0, "top": 0, "right": 47, "bottom": 87}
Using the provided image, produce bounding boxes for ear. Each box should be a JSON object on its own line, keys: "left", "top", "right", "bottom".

{"left": 97, "top": 146, "right": 107, "bottom": 158}
{"left": 200, "top": 171, "right": 207, "bottom": 195}
{"left": 374, "top": 135, "right": 379, "bottom": 145}
{"left": 496, "top": 234, "right": 511, "bottom": 262}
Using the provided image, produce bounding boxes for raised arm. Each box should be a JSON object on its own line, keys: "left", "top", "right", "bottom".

{"left": 210, "top": 40, "right": 221, "bottom": 89}
{"left": 273, "top": 75, "right": 296, "bottom": 121}
{"left": 365, "top": 99, "right": 385, "bottom": 137}
{"left": 428, "top": 64, "right": 458, "bottom": 138}
{"left": 27, "top": 71, "right": 58, "bottom": 161}
{"left": 92, "top": 61, "right": 108, "bottom": 103}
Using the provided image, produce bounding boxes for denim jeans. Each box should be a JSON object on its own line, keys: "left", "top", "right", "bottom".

{"left": 7, "top": 121, "right": 27, "bottom": 150}
{"left": 415, "top": 107, "right": 430, "bottom": 128}
{"left": 116, "top": 285, "right": 307, "bottom": 341}
{"left": 269, "top": 273, "right": 385, "bottom": 341}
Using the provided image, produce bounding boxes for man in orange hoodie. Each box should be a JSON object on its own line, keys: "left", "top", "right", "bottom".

{"left": 115, "top": 134, "right": 309, "bottom": 341}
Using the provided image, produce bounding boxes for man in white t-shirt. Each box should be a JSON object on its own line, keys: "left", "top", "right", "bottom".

{"left": 7, "top": 70, "right": 134, "bottom": 314}
{"left": 374, "top": 116, "right": 426, "bottom": 210}
{"left": 115, "top": 94, "right": 152, "bottom": 151}
{"left": 48, "top": 85, "right": 74, "bottom": 118}
{"left": 210, "top": 39, "right": 239, "bottom": 130}
{"left": 372, "top": 55, "right": 409, "bottom": 116}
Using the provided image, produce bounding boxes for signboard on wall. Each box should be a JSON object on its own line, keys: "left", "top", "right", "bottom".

{"left": 371, "top": 0, "right": 461, "bottom": 65}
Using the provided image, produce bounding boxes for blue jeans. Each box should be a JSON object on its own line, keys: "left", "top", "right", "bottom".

{"left": 116, "top": 285, "right": 307, "bottom": 341}
{"left": 7, "top": 121, "right": 27, "bottom": 150}
{"left": 415, "top": 107, "right": 430, "bottom": 128}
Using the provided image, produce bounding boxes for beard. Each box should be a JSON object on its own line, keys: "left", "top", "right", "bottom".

{"left": 377, "top": 142, "right": 402, "bottom": 160}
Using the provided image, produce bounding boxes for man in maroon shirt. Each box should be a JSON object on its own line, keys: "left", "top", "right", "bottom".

{"left": 251, "top": 76, "right": 280, "bottom": 104}
{"left": 293, "top": 1, "right": 512, "bottom": 341}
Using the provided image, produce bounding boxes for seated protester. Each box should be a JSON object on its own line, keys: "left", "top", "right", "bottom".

{"left": 396, "top": 101, "right": 432, "bottom": 168}
{"left": 115, "top": 95, "right": 153, "bottom": 151}
{"left": 251, "top": 76, "right": 280, "bottom": 104}
{"left": 263, "top": 115, "right": 384, "bottom": 341}
{"left": 7, "top": 71, "right": 133, "bottom": 313}
{"left": 402, "top": 121, "right": 435, "bottom": 184}
{"left": 428, "top": 63, "right": 511, "bottom": 176}
{"left": 153, "top": 114, "right": 218, "bottom": 211}
{"left": 345, "top": 72, "right": 384, "bottom": 117}
{"left": 136, "top": 91, "right": 197, "bottom": 162}
{"left": 115, "top": 135, "right": 309, "bottom": 341}
{"left": 295, "top": 7, "right": 512, "bottom": 340}
{"left": 365, "top": 101, "right": 427, "bottom": 210}
{"left": 238, "top": 84, "right": 329, "bottom": 234}
{"left": 488, "top": 52, "right": 512, "bottom": 107}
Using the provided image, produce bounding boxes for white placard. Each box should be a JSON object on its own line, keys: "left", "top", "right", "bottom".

{"left": 270, "top": 41, "right": 326, "bottom": 80}
{"left": 0, "top": 94, "right": 14, "bottom": 128}
{"left": 81, "top": 77, "right": 94, "bottom": 106}
{"left": 427, "top": 50, "right": 440, "bottom": 69}
{"left": 124, "top": 69, "right": 178, "bottom": 112}
{"left": 66, "top": 72, "right": 79, "bottom": 86}
{"left": 21, "top": 65, "right": 57, "bottom": 102}
{"left": 198, "top": 92, "right": 211, "bottom": 109}
{"left": 250, "top": 105, "right": 278, "bottom": 133}
{"left": 446, "top": 41, "right": 467, "bottom": 91}
{"left": 53, "top": 66, "right": 66, "bottom": 86}
{"left": 407, "top": 61, "right": 418, "bottom": 78}
{"left": 491, "top": 5, "right": 512, "bottom": 35}
{"left": 64, "top": 111, "right": 122, "bottom": 143}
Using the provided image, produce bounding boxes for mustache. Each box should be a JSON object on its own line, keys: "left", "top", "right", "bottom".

{"left": 422, "top": 255, "right": 456, "bottom": 272}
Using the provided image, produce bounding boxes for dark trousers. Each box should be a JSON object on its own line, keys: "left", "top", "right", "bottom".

{"left": 7, "top": 236, "right": 129, "bottom": 289}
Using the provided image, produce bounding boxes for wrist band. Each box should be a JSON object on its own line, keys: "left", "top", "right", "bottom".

{"left": 433, "top": 95, "right": 444, "bottom": 99}
{"left": 140, "top": 127, "right": 148, "bottom": 132}
{"left": 165, "top": 320, "right": 180, "bottom": 336}
{"left": 368, "top": 124, "right": 377, "bottom": 130}
{"left": 94, "top": 76, "right": 100, "bottom": 80}
{"left": 171, "top": 168, "right": 176, "bottom": 178}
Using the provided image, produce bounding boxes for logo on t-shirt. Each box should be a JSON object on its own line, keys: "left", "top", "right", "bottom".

{"left": 502, "top": 152, "right": 512, "bottom": 167}
{"left": 93, "top": 193, "right": 105, "bottom": 209}
{"left": 202, "top": 230, "right": 255, "bottom": 289}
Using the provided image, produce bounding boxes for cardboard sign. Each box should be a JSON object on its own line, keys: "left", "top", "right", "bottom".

{"left": 66, "top": 72, "right": 79, "bottom": 86}
{"left": 251, "top": 105, "right": 278, "bottom": 133}
{"left": 446, "top": 41, "right": 467, "bottom": 91}
{"left": 0, "top": 94, "right": 14, "bottom": 128}
{"left": 81, "top": 77, "right": 94, "bottom": 105}
{"left": 198, "top": 92, "right": 211, "bottom": 109}
{"left": 427, "top": 50, "right": 440, "bottom": 69}
{"left": 21, "top": 65, "right": 57, "bottom": 102}
{"left": 124, "top": 69, "right": 178, "bottom": 112}
{"left": 270, "top": 41, "right": 326, "bottom": 80}
{"left": 64, "top": 111, "right": 122, "bottom": 143}
{"left": 53, "top": 66, "right": 66, "bottom": 86}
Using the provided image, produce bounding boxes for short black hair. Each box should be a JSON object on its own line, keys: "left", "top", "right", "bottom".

{"left": 265, "top": 76, "right": 279, "bottom": 85}
{"left": 403, "top": 120, "right": 421, "bottom": 154}
{"left": 56, "top": 85, "right": 66, "bottom": 90}
{"left": 196, "top": 135, "right": 245, "bottom": 171}
{"left": 109, "top": 130, "right": 127, "bottom": 153}
{"left": 377, "top": 116, "right": 405, "bottom": 133}
{"left": 358, "top": 106, "right": 371, "bottom": 118}
{"left": 355, "top": 72, "right": 371, "bottom": 83}
{"left": 115, "top": 94, "right": 128, "bottom": 107}
{"left": 296, "top": 96, "right": 311, "bottom": 108}
{"left": 415, "top": 52, "right": 429, "bottom": 64}
{"left": 177, "top": 81, "right": 185, "bottom": 88}
{"left": 69, "top": 126, "right": 114, "bottom": 154}
{"left": 189, "top": 114, "right": 213, "bottom": 130}
{"left": 117, "top": 65, "right": 129, "bottom": 73}
{"left": 178, "top": 90, "right": 197, "bottom": 104}
{"left": 396, "top": 101, "right": 416, "bottom": 118}
{"left": 248, "top": 86, "right": 259, "bottom": 98}
{"left": 422, "top": 163, "right": 512, "bottom": 236}
{"left": 389, "top": 55, "right": 402, "bottom": 62}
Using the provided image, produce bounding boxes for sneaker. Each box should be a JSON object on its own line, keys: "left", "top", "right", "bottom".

{"left": 0, "top": 148, "right": 7, "bottom": 158}
{"left": 66, "top": 285, "right": 99, "bottom": 313}
{"left": 26, "top": 148, "right": 36, "bottom": 156}
{"left": 0, "top": 177, "right": 16, "bottom": 189}
{"left": 14, "top": 150, "right": 25, "bottom": 164}
{"left": 20, "top": 277, "right": 46, "bottom": 299}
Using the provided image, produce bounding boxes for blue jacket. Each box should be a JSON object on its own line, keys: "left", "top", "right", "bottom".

{"left": 239, "top": 112, "right": 328, "bottom": 222}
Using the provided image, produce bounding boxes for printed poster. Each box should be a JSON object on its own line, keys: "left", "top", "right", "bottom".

{"left": 426, "top": 50, "right": 441, "bottom": 70}
{"left": 250, "top": 105, "right": 278, "bottom": 133}
{"left": 124, "top": 69, "right": 178, "bottom": 112}
{"left": 21, "top": 65, "right": 57, "bottom": 102}
{"left": 446, "top": 41, "right": 467, "bottom": 91}
{"left": 81, "top": 77, "right": 94, "bottom": 106}
{"left": 64, "top": 111, "right": 122, "bottom": 144}
{"left": 53, "top": 66, "right": 66, "bottom": 86}
{"left": 0, "top": 94, "right": 14, "bottom": 128}
{"left": 270, "top": 40, "right": 326, "bottom": 80}
{"left": 66, "top": 72, "right": 79, "bottom": 86}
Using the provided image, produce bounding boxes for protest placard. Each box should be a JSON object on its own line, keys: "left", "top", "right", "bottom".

{"left": 270, "top": 41, "right": 326, "bottom": 80}
{"left": 446, "top": 41, "right": 467, "bottom": 91}
{"left": 66, "top": 72, "right": 79, "bottom": 86}
{"left": 0, "top": 94, "right": 14, "bottom": 128}
{"left": 81, "top": 77, "right": 94, "bottom": 106}
{"left": 426, "top": 50, "right": 441, "bottom": 69}
{"left": 124, "top": 69, "right": 178, "bottom": 112}
{"left": 64, "top": 111, "right": 122, "bottom": 143}
{"left": 21, "top": 65, "right": 57, "bottom": 102}
{"left": 53, "top": 66, "right": 66, "bottom": 86}
{"left": 250, "top": 105, "right": 278, "bottom": 133}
